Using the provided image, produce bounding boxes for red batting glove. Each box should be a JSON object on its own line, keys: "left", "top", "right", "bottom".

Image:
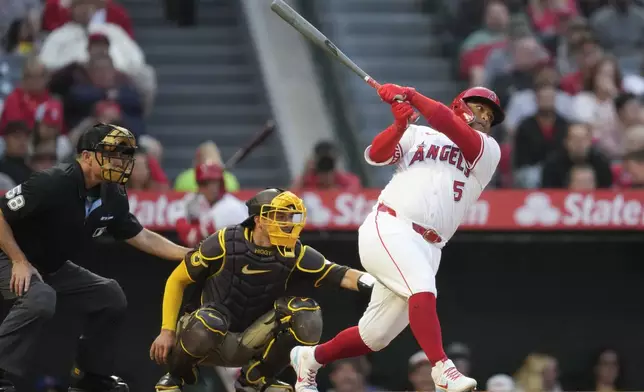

{"left": 377, "top": 83, "right": 416, "bottom": 104}
{"left": 391, "top": 101, "right": 415, "bottom": 132}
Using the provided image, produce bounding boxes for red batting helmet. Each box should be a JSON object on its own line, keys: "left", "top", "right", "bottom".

{"left": 451, "top": 87, "right": 505, "bottom": 127}
{"left": 195, "top": 161, "right": 224, "bottom": 184}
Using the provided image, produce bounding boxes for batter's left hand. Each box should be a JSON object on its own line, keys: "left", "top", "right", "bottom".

{"left": 150, "top": 329, "right": 176, "bottom": 365}
{"left": 378, "top": 83, "right": 416, "bottom": 104}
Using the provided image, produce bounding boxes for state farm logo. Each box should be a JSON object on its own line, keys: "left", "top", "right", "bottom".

{"left": 514, "top": 193, "right": 560, "bottom": 226}
{"left": 128, "top": 193, "right": 192, "bottom": 227}
{"left": 514, "top": 192, "right": 644, "bottom": 227}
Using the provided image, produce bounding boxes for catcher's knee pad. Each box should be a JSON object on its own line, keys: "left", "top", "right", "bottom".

{"left": 275, "top": 297, "right": 323, "bottom": 345}
{"left": 177, "top": 307, "right": 228, "bottom": 359}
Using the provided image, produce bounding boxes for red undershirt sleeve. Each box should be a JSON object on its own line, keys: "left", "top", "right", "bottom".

{"left": 367, "top": 124, "right": 405, "bottom": 163}
{"left": 409, "top": 94, "right": 484, "bottom": 166}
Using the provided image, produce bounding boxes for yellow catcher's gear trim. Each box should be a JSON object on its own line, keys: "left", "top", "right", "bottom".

{"left": 199, "top": 228, "right": 227, "bottom": 261}
{"left": 194, "top": 310, "right": 227, "bottom": 336}
{"left": 314, "top": 261, "right": 336, "bottom": 288}
{"left": 284, "top": 244, "right": 308, "bottom": 289}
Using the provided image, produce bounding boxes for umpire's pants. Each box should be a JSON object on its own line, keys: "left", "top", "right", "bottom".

{"left": 0, "top": 258, "right": 127, "bottom": 378}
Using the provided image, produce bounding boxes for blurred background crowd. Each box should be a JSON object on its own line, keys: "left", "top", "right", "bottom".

{"left": 448, "top": 0, "right": 644, "bottom": 190}
{"left": 3, "top": 0, "right": 643, "bottom": 197}
{"left": 0, "top": 0, "right": 641, "bottom": 391}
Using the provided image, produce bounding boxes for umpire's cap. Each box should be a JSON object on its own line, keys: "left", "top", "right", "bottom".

{"left": 241, "top": 188, "right": 286, "bottom": 226}
{"left": 76, "top": 123, "right": 136, "bottom": 154}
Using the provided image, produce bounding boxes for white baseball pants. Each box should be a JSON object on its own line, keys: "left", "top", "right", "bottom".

{"left": 356, "top": 209, "right": 442, "bottom": 351}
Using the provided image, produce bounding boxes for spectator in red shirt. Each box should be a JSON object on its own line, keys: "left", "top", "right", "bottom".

{"left": 527, "top": 0, "right": 578, "bottom": 39}
{"left": 42, "top": 0, "right": 134, "bottom": 38}
{"left": 0, "top": 56, "right": 52, "bottom": 132}
{"left": 33, "top": 99, "right": 73, "bottom": 162}
{"left": 292, "top": 140, "right": 361, "bottom": 191}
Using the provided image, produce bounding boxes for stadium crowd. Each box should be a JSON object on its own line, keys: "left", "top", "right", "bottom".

{"left": 0, "top": 0, "right": 639, "bottom": 391}
{"left": 449, "top": 0, "right": 644, "bottom": 190}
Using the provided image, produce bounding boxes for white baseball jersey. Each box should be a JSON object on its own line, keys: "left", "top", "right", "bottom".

{"left": 364, "top": 124, "right": 500, "bottom": 242}
{"left": 184, "top": 193, "right": 249, "bottom": 244}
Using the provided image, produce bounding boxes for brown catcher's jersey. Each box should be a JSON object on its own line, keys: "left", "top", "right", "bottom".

{"left": 183, "top": 224, "right": 347, "bottom": 332}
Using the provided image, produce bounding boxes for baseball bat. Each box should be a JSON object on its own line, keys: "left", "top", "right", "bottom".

{"left": 270, "top": 0, "right": 419, "bottom": 122}
{"left": 224, "top": 120, "right": 276, "bottom": 170}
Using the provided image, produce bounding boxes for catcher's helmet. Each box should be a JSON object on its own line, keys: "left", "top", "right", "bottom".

{"left": 242, "top": 188, "right": 307, "bottom": 257}
{"left": 76, "top": 123, "right": 137, "bottom": 185}
{"left": 451, "top": 87, "right": 505, "bottom": 127}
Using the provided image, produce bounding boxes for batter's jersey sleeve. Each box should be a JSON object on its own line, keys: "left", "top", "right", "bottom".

{"left": 363, "top": 125, "right": 419, "bottom": 166}
{"left": 292, "top": 244, "right": 348, "bottom": 288}
{"left": 467, "top": 131, "right": 501, "bottom": 186}
{"left": 184, "top": 228, "right": 226, "bottom": 282}
{"left": 0, "top": 171, "right": 63, "bottom": 222}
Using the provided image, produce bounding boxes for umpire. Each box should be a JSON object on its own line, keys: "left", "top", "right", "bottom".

{"left": 0, "top": 124, "right": 190, "bottom": 392}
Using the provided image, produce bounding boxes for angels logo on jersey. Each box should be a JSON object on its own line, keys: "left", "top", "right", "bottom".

{"left": 364, "top": 124, "right": 501, "bottom": 243}
{"left": 407, "top": 140, "right": 472, "bottom": 178}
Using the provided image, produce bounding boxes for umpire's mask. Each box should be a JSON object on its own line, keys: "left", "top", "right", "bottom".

{"left": 259, "top": 191, "right": 307, "bottom": 257}
{"left": 92, "top": 125, "right": 137, "bottom": 185}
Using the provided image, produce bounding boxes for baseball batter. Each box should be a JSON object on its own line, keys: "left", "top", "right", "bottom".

{"left": 290, "top": 84, "right": 505, "bottom": 392}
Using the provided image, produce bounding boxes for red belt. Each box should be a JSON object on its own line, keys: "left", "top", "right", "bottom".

{"left": 377, "top": 203, "right": 443, "bottom": 244}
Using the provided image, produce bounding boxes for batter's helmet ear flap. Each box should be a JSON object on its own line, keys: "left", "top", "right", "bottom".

{"left": 451, "top": 98, "right": 476, "bottom": 125}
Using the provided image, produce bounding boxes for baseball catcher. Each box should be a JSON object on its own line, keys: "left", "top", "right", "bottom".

{"left": 150, "top": 188, "right": 375, "bottom": 392}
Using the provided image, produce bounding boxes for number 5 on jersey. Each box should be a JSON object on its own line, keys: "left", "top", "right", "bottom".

{"left": 5, "top": 185, "right": 25, "bottom": 211}
{"left": 453, "top": 181, "right": 464, "bottom": 202}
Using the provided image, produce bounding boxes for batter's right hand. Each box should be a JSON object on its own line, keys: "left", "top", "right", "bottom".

{"left": 150, "top": 329, "right": 176, "bottom": 365}
{"left": 391, "top": 101, "right": 415, "bottom": 131}
{"left": 377, "top": 83, "right": 416, "bottom": 104}
{"left": 10, "top": 260, "right": 40, "bottom": 296}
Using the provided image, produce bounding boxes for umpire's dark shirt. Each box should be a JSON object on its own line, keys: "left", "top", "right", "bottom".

{"left": 0, "top": 162, "right": 143, "bottom": 273}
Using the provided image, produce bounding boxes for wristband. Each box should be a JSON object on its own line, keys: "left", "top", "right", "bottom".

{"left": 357, "top": 273, "right": 376, "bottom": 293}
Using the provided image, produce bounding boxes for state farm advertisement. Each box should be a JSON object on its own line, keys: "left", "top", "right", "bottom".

{"left": 126, "top": 189, "right": 644, "bottom": 231}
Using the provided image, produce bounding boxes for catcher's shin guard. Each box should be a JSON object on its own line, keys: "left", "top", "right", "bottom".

{"left": 241, "top": 297, "right": 322, "bottom": 388}
{"left": 168, "top": 307, "right": 228, "bottom": 383}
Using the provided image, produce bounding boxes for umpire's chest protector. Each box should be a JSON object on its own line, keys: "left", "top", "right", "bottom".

{"left": 202, "top": 226, "right": 297, "bottom": 332}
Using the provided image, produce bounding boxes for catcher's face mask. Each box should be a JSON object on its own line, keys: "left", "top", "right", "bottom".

{"left": 94, "top": 126, "right": 137, "bottom": 185}
{"left": 259, "top": 191, "right": 306, "bottom": 257}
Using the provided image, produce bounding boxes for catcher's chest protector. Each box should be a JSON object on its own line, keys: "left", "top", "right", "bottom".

{"left": 201, "top": 225, "right": 297, "bottom": 332}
